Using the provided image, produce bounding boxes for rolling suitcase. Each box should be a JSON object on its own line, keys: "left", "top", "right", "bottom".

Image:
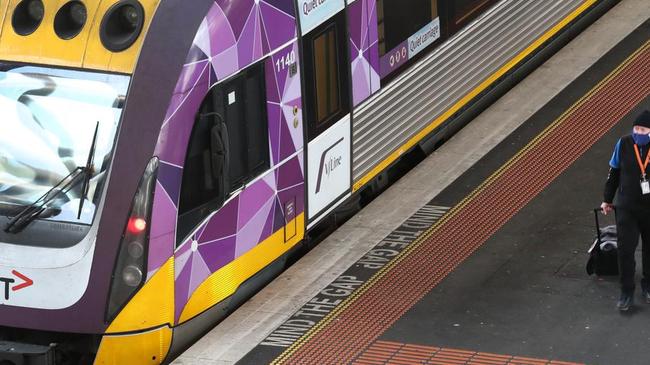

{"left": 586, "top": 208, "right": 619, "bottom": 276}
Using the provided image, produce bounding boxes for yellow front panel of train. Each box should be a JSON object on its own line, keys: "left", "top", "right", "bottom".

{"left": 83, "top": 0, "right": 160, "bottom": 73}
{"left": 1, "top": 0, "right": 97, "bottom": 68}
{"left": 0, "top": 2, "right": 10, "bottom": 38}
{"left": 0, "top": 0, "right": 159, "bottom": 74}
{"left": 95, "top": 326, "right": 172, "bottom": 365}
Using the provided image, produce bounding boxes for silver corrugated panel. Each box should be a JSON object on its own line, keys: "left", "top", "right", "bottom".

{"left": 352, "top": 0, "right": 587, "bottom": 183}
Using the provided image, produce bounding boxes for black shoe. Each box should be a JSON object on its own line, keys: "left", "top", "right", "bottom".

{"left": 642, "top": 288, "right": 650, "bottom": 304}
{"left": 617, "top": 293, "right": 633, "bottom": 311}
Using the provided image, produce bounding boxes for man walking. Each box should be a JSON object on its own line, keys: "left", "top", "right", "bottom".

{"left": 601, "top": 110, "right": 650, "bottom": 311}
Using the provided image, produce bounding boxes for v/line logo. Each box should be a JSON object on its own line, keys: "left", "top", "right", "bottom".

{"left": 315, "top": 137, "right": 344, "bottom": 194}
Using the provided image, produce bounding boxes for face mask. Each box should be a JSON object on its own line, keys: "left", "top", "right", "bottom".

{"left": 632, "top": 132, "right": 650, "bottom": 146}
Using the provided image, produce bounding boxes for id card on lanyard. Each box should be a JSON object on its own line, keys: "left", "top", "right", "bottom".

{"left": 634, "top": 144, "right": 650, "bottom": 194}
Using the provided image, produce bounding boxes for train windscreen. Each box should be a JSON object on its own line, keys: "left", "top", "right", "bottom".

{"left": 0, "top": 64, "right": 129, "bottom": 227}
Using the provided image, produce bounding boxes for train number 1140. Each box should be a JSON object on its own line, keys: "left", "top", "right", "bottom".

{"left": 276, "top": 50, "right": 296, "bottom": 73}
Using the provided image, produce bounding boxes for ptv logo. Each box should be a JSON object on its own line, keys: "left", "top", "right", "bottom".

{"left": 0, "top": 270, "right": 33, "bottom": 301}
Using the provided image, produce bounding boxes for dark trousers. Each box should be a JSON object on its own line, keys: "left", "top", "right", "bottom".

{"left": 616, "top": 207, "right": 650, "bottom": 294}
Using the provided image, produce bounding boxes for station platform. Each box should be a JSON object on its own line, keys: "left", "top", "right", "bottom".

{"left": 173, "top": 2, "right": 650, "bottom": 365}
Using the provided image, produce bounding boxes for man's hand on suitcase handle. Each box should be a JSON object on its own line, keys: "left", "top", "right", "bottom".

{"left": 600, "top": 202, "right": 615, "bottom": 215}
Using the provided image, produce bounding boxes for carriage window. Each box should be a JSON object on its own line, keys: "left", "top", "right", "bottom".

{"left": 303, "top": 12, "right": 350, "bottom": 139}
{"left": 378, "top": 0, "right": 438, "bottom": 56}
{"left": 377, "top": 0, "right": 440, "bottom": 78}
{"left": 177, "top": 62, "right": 269, "bottom": 243}
{"left": 447, "top": 0, "right": 498, "bottom": 33}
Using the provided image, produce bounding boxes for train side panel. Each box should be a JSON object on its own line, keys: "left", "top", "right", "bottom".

{"left": 350, "top": 0, "right": 599, "bottom": 191}
{"left": 347, "top": 0, "right": 381, "bottom": 107}
{"left": 150, "top": 0, "right": 304, "bottom": 328}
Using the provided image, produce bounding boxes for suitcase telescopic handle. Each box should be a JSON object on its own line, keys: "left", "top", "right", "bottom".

{"left": 593, "top": 207, "right": 616, "bottom": 245}
{"left": 593, "top": 209, "right": 602, "bottom": 244}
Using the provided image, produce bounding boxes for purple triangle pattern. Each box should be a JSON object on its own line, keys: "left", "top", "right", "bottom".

{"left": 157, "top": 162, "right": 183, "bottom": 207}
{"left": 348, "top": 0, "right": 380, "bottom": 107}
{"left": 146, "top": 181, "right": 177, "bottom": 280}
{"left": 145, "top": 1, "right": 306, "bottom": 323}
{"left": 267, "top": 42, "right": 303, "bottom": 165}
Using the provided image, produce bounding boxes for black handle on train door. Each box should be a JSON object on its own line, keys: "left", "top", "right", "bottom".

{"left": 207, "top": 112, "right": 230, "bottom": 203}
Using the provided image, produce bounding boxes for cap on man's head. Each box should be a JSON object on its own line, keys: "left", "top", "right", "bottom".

{"left": 633, "top": 110, "right": 650, "bottom": 128}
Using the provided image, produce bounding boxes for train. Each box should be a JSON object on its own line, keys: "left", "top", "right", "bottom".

{"left": 0, "top": 0, "right": 618, "bottom": 364}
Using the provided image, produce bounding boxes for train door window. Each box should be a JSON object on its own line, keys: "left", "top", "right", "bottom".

{"left": 303, "top": 12, "right": 350, "bottom": 139}
{"left": 177, "top": 101, "right": 227, "bottom": 241}
{"left": 314, "top": 29, "right": 339, "bottom": 123}
{"left": 218, "top": 62, "right": 269, "bottom": 190}
{"left": 223, "top": 80, "right": 248, "bottom": 187}
{"left": 242, "top": 71, "right": 268, "bottom": 176}
{"left": 446, "top": 0, "right": 498, "bottom": 34}
{"left": 177, "top": 62, "right": 269, "bottom": 243}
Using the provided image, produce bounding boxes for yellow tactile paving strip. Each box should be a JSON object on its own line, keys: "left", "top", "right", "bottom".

{"left": 353, "top": 341, "right": 583, "bottom": 365}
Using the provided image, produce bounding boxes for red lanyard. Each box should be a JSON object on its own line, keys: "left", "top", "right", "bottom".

{"left": 633, "top": 144, "right": 650, "bottom": 179}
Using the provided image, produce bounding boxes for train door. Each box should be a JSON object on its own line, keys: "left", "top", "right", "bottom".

{"left": 174, "top": 61, "right": 274, "bottom": 323}
{"left": 176, "top": 63, "right": 270, "bottom": 243}
{"left": 299, "top": 1, "right": 352, "bottom": 226}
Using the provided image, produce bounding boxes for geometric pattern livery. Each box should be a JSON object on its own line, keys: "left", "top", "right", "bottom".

{"left": 348, "top": 0, "right": 381, "bottom": 106}
{"left": 173, "top": 155, "right": 304, "bottom": 322}
{"left": 148, "top": 0, "right": 303, "bottom": 323}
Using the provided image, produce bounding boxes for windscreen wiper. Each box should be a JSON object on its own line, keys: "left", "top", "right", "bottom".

{"left": 77, "top": 121, "right": 99, "bottom": 219}
{"left": 4, "top": 167, "right": 85, "bottom": 234}
{"left": 4, "top": 123, "right": 100, "bottom": 234}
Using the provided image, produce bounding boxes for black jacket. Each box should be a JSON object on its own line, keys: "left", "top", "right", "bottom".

{"left": 604, "top": 135, "right": 650, "bottom": 209}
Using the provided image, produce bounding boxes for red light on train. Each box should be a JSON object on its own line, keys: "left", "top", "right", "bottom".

{"left": 127, "top": 217, "right": 147, "bottom": 234}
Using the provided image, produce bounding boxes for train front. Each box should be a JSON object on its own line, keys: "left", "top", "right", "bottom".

{"left": 0, "top": 1, "right": 210, "bottom": 364}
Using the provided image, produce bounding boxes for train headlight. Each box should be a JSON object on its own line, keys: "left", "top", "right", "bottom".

{"left": 127, "top": 240, "right": 144, "bottom": 259}
{"left": 27, "top": 0, "right": 44, "bottom": 19}
{"left": 127, "top": 217, "right": 147, "bottom": 234}
{"left": 106, "top": 157, "right": 158, "bottom": 322}
{"left": 122, "top": 265, "right": 143, "bottom": 287}
{"left": 100, "top": 0, "right": 145, "bottom": 52}
{"left": 12, "top": 0, "right": 45, "bottom": 36}
{"left": 54, "top": 1, "right": 87, "bottom": 40}
{"left": 121, "top": 5, "right": 140, "bottom": 29}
